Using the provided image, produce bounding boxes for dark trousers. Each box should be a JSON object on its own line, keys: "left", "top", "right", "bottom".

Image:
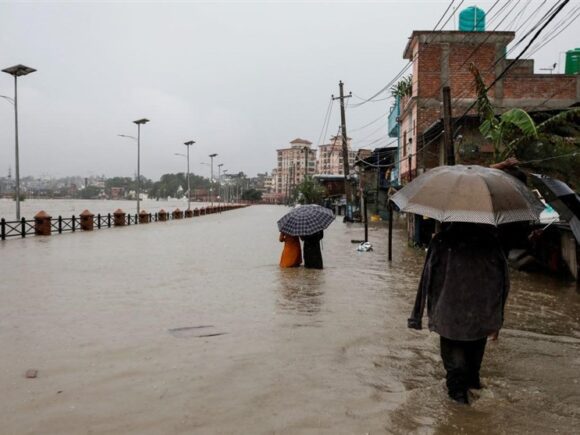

{"left": 440, "top": 336, "right": 487, "bottom": 398}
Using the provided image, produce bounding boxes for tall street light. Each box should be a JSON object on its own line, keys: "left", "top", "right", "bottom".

{"left": 2, "top": 64, "right": 36, "bottom": 220}
{"left": 217, "top": 163, "right": 223, "bottom": 203}
{"left": 184, "top": 140, "right": 195, "bottom": 210}
{"left": 222, "top": 169, "right": 229, "bottom": 202}
{"left": 133, "top": 118, "right": 149, "bottom": 214}
{"left": 209, "top": 153, "right": 218, "bottom": 205}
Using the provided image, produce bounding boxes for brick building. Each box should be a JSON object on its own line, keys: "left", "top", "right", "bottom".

{"left": 394, "top": 30, "right": 580, "bottom": 182}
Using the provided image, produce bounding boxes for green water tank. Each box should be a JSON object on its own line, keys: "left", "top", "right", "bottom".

{"left": 565, "top": 48, "right": 580, "bottom": 75}
{"left": 459, "top": 6, "right": 486, "bottom": 32}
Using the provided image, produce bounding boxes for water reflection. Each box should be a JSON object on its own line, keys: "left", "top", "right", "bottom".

{"left": 276, "top": 267, "right": 324, "bottom": 315}
{"left": 1, "top": 205, "right": 579, "bottom": 434}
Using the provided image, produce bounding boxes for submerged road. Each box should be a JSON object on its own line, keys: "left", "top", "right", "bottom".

{"left": 1, "top": 205, "right": 579, "bottom": 434}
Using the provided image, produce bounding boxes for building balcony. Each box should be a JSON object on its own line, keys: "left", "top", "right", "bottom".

{"left": 388, "top": 97, "right": 400, "bottom": 138}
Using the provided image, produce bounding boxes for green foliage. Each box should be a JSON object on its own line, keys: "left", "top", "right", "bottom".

{"left": 105, "top": 176, "right": 152, "bottom": 195}
{"left": 79, "top": 185, "right": 102, "bottom": 199}
{"left": 295, "top": 178, "right": 325, "bottom": 205}
{"left": 241, "top": 189, "right": 262, "bottom": 201}
{"left": 148, "top": 173, "right": 210, "bottom": 199}
{"left": 391, "top": 75, "right": 413, "bottom": 99}
{"left": 470, "top": 63, "right": 580, "bottom": 188}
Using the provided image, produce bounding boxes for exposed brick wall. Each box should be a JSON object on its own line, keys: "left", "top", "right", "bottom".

{"left": 416, "top": 106, "right": 441, "bottom": 136}
{"left": 417, "top": 44, "right": 442, "bottom": 98}
{"left": 505, "top": 59, "right": 534, "bottom": 76}
{"left": 503, "top": 75, "right": 576, "bottom": 99}
{"left": 448, "top": 43, "right": 496, "bottom": 99}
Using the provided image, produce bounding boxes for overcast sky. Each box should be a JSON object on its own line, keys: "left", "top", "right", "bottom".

{"left": 0, "top": 0, "right": 577, "bottom": 179}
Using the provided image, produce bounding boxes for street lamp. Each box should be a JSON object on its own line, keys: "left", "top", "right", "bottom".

{"left": 209, "top": 153, "right": 218, "bottom": 205}
{"left": 133, "top": 118, "right": 149, "bottom": 214}
{"left": 184, "top": 140, "right": 195, "bottom": 210}
{"left": 2, "top": 64, "right": 36, "bottom": 220}
{"left": 217, "top": 163, "right": 223, "bottom": 203}
{"left": 222, "top": 169, "right": 229, "bottom": 202}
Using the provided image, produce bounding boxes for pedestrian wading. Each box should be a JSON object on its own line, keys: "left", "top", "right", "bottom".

{"left": 408, "top": 222, "right": 510, "bottom": 404}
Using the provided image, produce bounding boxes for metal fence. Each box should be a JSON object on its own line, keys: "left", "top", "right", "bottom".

{"left": 0, "top": 218, "right": 35, "bottom": 239}
{"left": 0, "top": 206, "right": 243, "bottom": 241}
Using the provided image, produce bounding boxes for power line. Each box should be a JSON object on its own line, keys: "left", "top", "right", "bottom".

{"left": 525, "top": 6, "right": 580, "bottom": 58}
{"left": 452, "top": 0, "right": 571, "bottom": 130}
{"left": 316, "top": 97, "right": 334, "bottom": 147}
{"left": 350, "top": 0, "right": 464, "bottom": 108}
{"left": 452, "top": 1, "right": 558, "bottom": 114}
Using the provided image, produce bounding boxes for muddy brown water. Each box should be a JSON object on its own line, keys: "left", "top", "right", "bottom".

{"left": 1, "top": 205, "right": 578, "bottom": 434}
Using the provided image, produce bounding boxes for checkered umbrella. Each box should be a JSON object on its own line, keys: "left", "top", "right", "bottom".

{"left": 277, "top": 204, "right": 335, "bottom": 236}
{"left": 391, "top": 165, "right": 544, "bottom": 226}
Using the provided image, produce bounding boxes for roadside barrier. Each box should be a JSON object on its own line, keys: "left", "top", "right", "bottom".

{"left": 0, "top": 204, "right": 248, "bottom": 241}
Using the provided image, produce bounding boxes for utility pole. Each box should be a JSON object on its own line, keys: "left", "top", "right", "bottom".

{"left": 442, "top": 86, "right": 455, "bottom": 165}
{"left": 332, "top": 81, "right": 352, "bottom": 221}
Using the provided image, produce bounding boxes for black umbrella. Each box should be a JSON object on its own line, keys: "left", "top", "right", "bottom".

{"left": 530, "top": 174, "right": 580, "bottom": 243}
{"left": 277, "top": 205, "right": 335, "bottom": 236}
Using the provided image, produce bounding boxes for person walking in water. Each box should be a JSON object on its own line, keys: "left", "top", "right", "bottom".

{"left": 300, "top": 230, "right": 324, "bottom": 269}
{"left": 408, "top": 222, "right": 509, "bottom": 405}
{"left": 279, "top": 232, "right": 302, "bottom": 268}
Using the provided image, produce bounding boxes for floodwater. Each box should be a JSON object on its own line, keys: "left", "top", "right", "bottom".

{"left": 0, "top": 204, "right": 578, "bottom": 434}
{"left": 0, "top": 198, "right": 213, "bottom": 220}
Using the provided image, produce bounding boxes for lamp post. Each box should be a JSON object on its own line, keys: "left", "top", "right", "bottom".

{"left": 209, "top": 153, "right": 218, "bottom": 205}
{"left": 183, "top": 140, "right": 195, "bottom": 210}
{"left": 133, "top": 118, "right": 149, "bottom": 214}
{"left": 217, "top": 163, "right": 223, "bottom": 203}
{"left": 222, "top": 169, "right": 228, "bottom": 202}
{"left": 2, "top": 64, "right": 36, "bottom": 220}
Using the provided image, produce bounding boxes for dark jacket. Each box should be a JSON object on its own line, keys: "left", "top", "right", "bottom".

{"left": 408, "top": 223, "right": 510, "bottom": 341}
{"left": 301, "top": 231, "right": 323, "bottom": 269}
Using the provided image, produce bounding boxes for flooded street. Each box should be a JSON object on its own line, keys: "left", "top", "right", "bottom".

{"left": 0, "top": 198, "right": 212, "bottom": 220}
{"left": 1, "top": 205, "right": 579, "bottom": 434}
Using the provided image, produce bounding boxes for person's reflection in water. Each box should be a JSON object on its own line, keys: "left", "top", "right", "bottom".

{"left": 276, "top": 268, "right": 324, "bottom": 315}
{"left": 301, "top": 230, "right": 324, "bottom": 269}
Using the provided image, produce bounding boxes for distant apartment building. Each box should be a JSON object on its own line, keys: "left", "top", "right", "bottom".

{"left": 275, "top": 138, "right": 317, "bottom": 197}
{"left": 317, "top": 135, "right": 356, "bottom": 175}
{"left": 264, "top": 169, "right": 276, "bottom": 193}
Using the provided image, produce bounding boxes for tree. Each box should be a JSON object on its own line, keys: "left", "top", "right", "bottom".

{"left": 241, "top": 189, "right": 262, "bottom": 201}
{"left": 295, "top": 178, "right": 325, "bottom": 205}
{"left": 79, "top": 185, "right": 102, "bottom": 199}
{"left": 470, "top": 63, "right": 580, "bottom": 188}
{"left": 148, "top": 173, "right": 211, "bottom": 199}
{"left": 391, "top": 75, "right": 413, "bottom": 99}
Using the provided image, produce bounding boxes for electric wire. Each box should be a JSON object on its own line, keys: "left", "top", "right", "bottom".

{"left": 349, "top": 0, "right": 464, "bottom": 108}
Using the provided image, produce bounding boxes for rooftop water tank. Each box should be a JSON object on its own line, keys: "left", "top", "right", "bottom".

{"left": 565, "top": 48, "right": 580, "bottom": 75}
{"left": 459, "top": 6, "right": 486, "bottom": 32}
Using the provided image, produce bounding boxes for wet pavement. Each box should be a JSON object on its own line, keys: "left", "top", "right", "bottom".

{"left": 0, "top": 205, "right": 579, "bottom": 434}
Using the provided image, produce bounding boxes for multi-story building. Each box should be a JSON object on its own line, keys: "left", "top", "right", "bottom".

{"left": 275, "top": 138, "right": 316, "bottom": 197}
{"left": 394, "top": 28, "right": 580, "bottom": 182}
{"left": 317, "top": 135, "right": 356, "bottom": 175}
